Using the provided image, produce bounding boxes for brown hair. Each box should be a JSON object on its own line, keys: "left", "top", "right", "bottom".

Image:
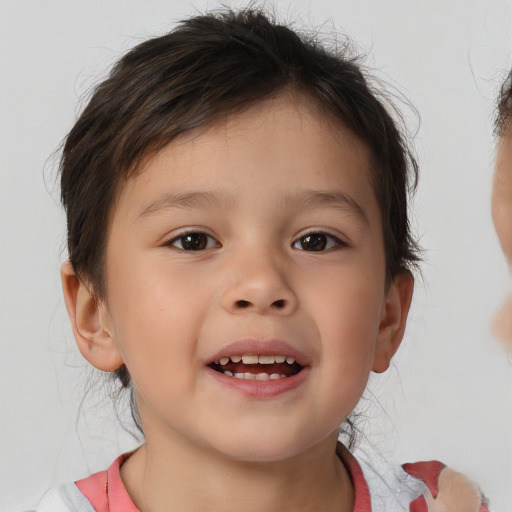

{"left": 496, "top": 70, "right": 512, "bottom": 135}
{"left": 60, "top": 8, "right": 420, "bottom": 432}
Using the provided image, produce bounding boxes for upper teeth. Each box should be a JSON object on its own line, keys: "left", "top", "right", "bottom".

{"left": 216, "top": 354, "right": 296, "bottom": 365}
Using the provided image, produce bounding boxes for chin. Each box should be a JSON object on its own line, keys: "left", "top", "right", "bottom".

{"left": 204, "top": 422, "right": 332, "bottom": 464}
{"left": 215, "top": 436, "right": 297, "bottom": 463}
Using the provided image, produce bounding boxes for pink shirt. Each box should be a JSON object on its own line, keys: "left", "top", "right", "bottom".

{"left": 75, "top": 444, "right": 372, "bottom": 512}
{"left": 64, "top": 443, "right": 487, "bottom": 512}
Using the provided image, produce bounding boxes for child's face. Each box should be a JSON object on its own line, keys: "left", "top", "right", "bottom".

{"left": 83, "top": 94, "right": 411, "bottom": 461}
{"left": 492, "top": 134, "right": 512, "bottom": 345}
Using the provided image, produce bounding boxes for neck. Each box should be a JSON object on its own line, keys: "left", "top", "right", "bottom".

{"left": 120, "top": 430, "right": 354, "bottom": 512}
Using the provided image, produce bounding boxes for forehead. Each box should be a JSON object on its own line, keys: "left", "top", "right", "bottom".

{"left": 494, "top": 135, "right": 512, "bottom": 210}
{"left": 493, "top": 134, "right": 512, "bottom": 260}
{"left": 114, "top": 93, "right": 378, "bottom": 224}
{"left": 496, "top": 133, "right": 512, "bottom": 169}
{"left": 142, "top": 95, "right": 369, "bottom": 180}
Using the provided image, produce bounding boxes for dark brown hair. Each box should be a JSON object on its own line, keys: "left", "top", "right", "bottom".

{"left": 496, "top": 70, "right": 512, "bottom": 136}
{"left": 60, "top": 7, "right": 420, "bottom": 432}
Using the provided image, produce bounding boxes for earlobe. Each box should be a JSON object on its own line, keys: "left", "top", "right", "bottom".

{"left": 61, "top": 261, "right": 124, "bottom": 372}
{"left": 372, "top": 271, "right": 414, "bottom": 373}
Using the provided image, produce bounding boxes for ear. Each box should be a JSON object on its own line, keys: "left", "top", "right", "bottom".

{"left": 61, "top": 261, "right": 124, "bottom": 372}
{"left": 372, "top": 271, "right": 414, "bottom": 373}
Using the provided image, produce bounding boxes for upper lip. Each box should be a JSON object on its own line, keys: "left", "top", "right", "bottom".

{"left": 206, "top": 338, "right": 310, "bottom": 367}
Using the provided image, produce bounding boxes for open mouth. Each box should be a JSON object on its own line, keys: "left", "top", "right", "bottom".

{"left": 208, "top": 354, "right": 304, "bottom": 380}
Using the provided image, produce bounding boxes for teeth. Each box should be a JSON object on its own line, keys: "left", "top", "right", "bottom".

{"left": 215, "top": 354, "right": 298, "bottom": 366}
{"left": 227, "top": 372, "right": 288, "bottom": 380}
{"left": 241, "top": 354, "right": 259, "bottom": 364}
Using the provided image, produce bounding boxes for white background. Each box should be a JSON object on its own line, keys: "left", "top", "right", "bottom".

{"left": 1, "top": 0, "right": 511, "bottom": 510}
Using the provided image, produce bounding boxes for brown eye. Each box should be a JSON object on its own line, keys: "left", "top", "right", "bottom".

{"left": 170, "top": 232, "right": 218, "bottom": 250}
{"left": 299, "top": 233, "right": 327, "bottom": 251}
{"left": 292, "top": 232, "right": 345, "bottom": 252}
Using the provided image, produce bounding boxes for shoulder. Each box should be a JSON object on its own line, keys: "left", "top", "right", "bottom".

{"left": 26, "top": 452, "right": 138, "bottom": 512}
{"left": 29, "top": 483, "right": 96, "bottom": 512}
{"left": 338, "top": 443, "right": 489, "bottom": 512}
{"left": 362, "top": 456, "right": 489, "bottom": 512}
{"left": 401, "top": 461, "right": 489, "bottom": 512}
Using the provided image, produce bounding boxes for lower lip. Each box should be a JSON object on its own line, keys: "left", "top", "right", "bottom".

{"left": 205, "top": 366, "right": 310, "bottom": 398}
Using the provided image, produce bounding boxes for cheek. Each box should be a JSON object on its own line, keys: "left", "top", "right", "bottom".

{"left": 492, "top": 148, "right": 512, "bottom": 347}
{"left": 492, "top": 198, "right": 512, "bottom": 262}
{"left": 493, "top": 294, "right": 512, "bottom": 348}
{"left": 105, "top": 257, "right": 204, "bottom": 380}
{"left": 310, "top": 267, "right": 384, "bottom": 368}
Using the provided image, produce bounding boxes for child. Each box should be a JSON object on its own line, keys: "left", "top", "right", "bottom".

{"left": 35, "top": 7, "right": 487, "bottom": 512}
{"left": 493, "top": 70, "right": 512, "bottom": 346}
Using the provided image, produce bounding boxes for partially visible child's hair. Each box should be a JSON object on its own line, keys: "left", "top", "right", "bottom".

{"left": 496, "top": 70, "right": 512, "bottom": 135}
{"left": 60, "top": 7, "right": 420, "bottom": 435}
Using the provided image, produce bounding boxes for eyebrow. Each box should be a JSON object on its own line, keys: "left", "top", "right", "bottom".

{"left": 138, "top": 191, "right": 235, "bottom": 218}
{"left": 138, "top": 189, "right": 368, "bottom": 224}
{"left": 281, "top": 190, "right": 369, "bottom": 225}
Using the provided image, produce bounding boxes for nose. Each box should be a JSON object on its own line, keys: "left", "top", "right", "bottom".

{"left": 220, "top": 247, "right": 298, "bottom": 316}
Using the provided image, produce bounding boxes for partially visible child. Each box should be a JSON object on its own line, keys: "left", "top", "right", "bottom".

{"left": 493, "top": 71, "right": 512, "bottom": 346}
{"left": 34, "top": 7, "right": 487, "bottom": 512}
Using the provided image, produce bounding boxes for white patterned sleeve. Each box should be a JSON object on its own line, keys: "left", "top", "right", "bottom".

{"left": 27, "top": 483, "right": 96, "bottom": 512}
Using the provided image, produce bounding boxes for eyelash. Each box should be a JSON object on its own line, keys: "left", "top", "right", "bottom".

{"left": 292, "top": 231, "right": 348, "bottom": 252}
{"left": 166, "top": 231, "right": 220, "bottom": 251}
{"left": 165, "top": 230, "right": 348, "bottom": 252}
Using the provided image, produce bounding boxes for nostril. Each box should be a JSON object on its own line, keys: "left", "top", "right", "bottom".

{"left": 232, "top": 299, "right": 288, "bottom": 310}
